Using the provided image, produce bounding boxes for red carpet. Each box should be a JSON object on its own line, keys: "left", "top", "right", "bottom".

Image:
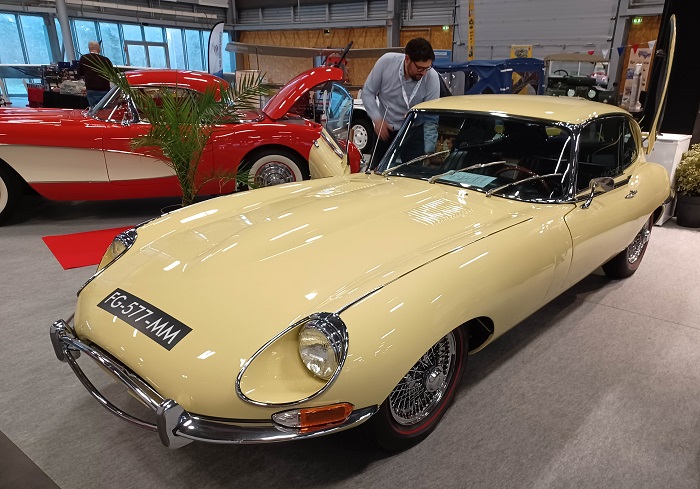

{"left": 42, "top": 226, "right": 132, "bottom": 270}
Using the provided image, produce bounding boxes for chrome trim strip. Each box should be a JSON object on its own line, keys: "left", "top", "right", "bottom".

{"left": 50, "top": 319, "right": 375, "bottom": 447}
{"left": 235, "top": 312, "right": 348, "bottom": 407}
{"left": 51, "top": 320, "right": 164, "bottom": 430}
{"left": 485, "top": 173, "right": 564, "bottom": 197}
{"left": 320, "top": 130, "right": 344, "bottom": 158}
{"left": 177, "top": 407, "right": 377, "bottom": 445}
{"left": 573, "top": 175, "right": 632, "bottom": 204}
{"left": 77, "top": 217, "right": 156, "bottom": 297}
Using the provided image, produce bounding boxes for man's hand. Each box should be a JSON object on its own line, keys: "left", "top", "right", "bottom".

{"left": 374, "top": 120, "right": 391, "bottom": 141}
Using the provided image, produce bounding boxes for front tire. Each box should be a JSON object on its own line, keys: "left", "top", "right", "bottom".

{"left": 364, "top": 327, "right": 468, "bottom": 451}
{"left": 0, "top": 164, "right": 22, "bottom": 226}
{"left": 238, "top": 148, "right": 309, "bottom": 191}
{"left": 602, "top": 214, "right": 653, "bottom": 278}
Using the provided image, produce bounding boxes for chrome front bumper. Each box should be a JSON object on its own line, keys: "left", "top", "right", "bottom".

{"left": 50, "top": 318, "right": 377, "bottom": 449}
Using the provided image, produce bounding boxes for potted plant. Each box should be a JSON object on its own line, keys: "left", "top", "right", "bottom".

{"left": 91, "top": 60, "right": 270, "bottom": 208}
{"left": 674, "top": 143, "right": 700, "bottom": 228}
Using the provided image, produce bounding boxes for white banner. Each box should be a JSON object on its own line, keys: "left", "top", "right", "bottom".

{"left": 208, "top": 22, "right": 225, "bottom": 77}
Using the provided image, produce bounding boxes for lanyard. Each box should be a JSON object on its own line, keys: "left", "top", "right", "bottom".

{"left": 399, "top": 60, "right": 423, "bottom": 109}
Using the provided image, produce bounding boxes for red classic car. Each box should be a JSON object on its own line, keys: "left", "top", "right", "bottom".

{"left": 0, "top": 67, "right": 361, "bottom": 224}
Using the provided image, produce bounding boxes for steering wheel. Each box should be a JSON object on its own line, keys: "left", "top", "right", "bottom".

{"left": 553, "top": 69, "right": 569, "bottom": 76}
{"left": 494, "top": 165, "right": 551, "bottom": 194}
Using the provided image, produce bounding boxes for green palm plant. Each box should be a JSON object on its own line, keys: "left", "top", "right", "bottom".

{"left": 89, "top": 59, "right": 270, "bottom": 207}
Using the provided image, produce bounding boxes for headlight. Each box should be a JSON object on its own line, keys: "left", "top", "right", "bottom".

{"left": 98, "top": 228, "right": 138, "bottom": 270}
{"left": 78, "top": 228, "right": 138, "bottom": 296}
{"left": 298, "top": 313, "right": 348, "bottom": 381}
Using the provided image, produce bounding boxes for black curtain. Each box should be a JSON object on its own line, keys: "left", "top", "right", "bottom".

{"left": 640, "top": 0, "right": 700, "bottom": 140}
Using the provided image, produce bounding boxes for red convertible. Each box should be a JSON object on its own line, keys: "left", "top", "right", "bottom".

{"left": 0, "top": 67, "right": 361, "bottom": 224}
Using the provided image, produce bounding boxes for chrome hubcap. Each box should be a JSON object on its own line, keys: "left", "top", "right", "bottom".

{"left": 254, "top": 162, "right": 296, "bottom": 187}
{"left": 627, "top": 221, "right": 651, "bottom": 264}
{"left": 352, "top": 124, "right": 368, "bottom": 150}
{"left": 389, "top": 332, "right": 456, "bottom": 426}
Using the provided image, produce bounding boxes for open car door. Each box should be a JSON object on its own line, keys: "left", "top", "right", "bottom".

{"left": 645, "top": 14, "right": 677, "bottom": 155}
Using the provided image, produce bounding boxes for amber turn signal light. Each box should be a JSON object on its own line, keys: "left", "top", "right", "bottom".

{"left": 272, "top": 403, "right": 353, "bottom": 431}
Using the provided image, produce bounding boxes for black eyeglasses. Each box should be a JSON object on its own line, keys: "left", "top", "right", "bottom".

{"left": 411, "top": 60, "right": 432, "bottom": 73}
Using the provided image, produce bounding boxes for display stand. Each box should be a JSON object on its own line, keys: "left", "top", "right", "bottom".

{"left": 647, "top": 133, "right": 692, "bottom": 225}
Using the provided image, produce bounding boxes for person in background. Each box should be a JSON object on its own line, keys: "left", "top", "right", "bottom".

{"left": 361, "top": 37, "right": 440, "bottom": 168}
{"left": 77, "top": 41, "right": 113, "bottom": 106}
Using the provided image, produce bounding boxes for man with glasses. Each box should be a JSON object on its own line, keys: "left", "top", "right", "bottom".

{"left": 361, "top": 37, "right": 440, "bottom": 167}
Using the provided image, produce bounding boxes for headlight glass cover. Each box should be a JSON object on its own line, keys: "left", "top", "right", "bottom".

{"left": 298, "top": 313, "right": 348, "bottom": 381}
{"left": 79, "top": 228, "right": 138, "bottom": 296}
{"left": 98, "top": 228, "right": 138, "bottom": 270}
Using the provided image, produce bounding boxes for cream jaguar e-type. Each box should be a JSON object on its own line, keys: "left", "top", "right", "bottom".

{"left": 51, "top": 86, "right": 673, "bottom": 450}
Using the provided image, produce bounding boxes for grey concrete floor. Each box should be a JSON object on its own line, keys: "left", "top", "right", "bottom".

{"left": 1, "top": 193, "right": 699, "bottom": 489}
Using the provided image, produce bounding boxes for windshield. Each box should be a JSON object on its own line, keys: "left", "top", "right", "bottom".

{"left": 313, "top": 81, "right": 353, "bottom": 149}
{"left": 88, "top": 85, "right": 124, "bottom": 120}
{"left": 89, "top": 85, "right": 221, "bottom": 124}
{"left": 377, "top": 110, "right": 574, "bottom": 202}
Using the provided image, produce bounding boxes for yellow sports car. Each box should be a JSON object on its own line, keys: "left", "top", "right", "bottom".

{"left": 50, "top": 93, "right": 672, "bottom": 451}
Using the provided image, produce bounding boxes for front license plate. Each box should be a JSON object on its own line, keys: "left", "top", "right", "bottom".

{"left": 98, "top": 288, "right": 192, "bottom": 350}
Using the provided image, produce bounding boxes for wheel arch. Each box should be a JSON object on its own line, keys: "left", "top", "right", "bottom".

{"left": 240, "top": 144, "right": 309, "bottom": 172}
{"left": 352, "top": 109, "right": 371, "bottom": 122}
{"left": 652, "top": 204, "right": 664, "bottom": 225}
{"left": 464, "top": 316, "right": 495, "bottom": 353}
{"left": 0, "top": 157, "right": 32, "bottom": 193}
{"left": 318, "top": 217, "right": 567, "bottom": 408}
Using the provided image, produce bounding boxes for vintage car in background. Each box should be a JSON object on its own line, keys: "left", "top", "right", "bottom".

{"left": 0, "top": 67, "right": 361, "bottom": 224}
{"left": 50, "top": 92, "right": 672, "bottom": 451}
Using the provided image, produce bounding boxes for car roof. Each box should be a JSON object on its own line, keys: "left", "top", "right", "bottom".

{"left": 124, "top": 69, "right": 228, "bottom": 92}
{"left": 414, "top": 94, "right": 630, "bottom": 126}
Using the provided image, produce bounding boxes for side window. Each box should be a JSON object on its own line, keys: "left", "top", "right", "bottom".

{"left": 576, "top": 117, "right": 624, "bottom": 191}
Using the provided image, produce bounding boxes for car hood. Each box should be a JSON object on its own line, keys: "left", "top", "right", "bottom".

{"left": 262, "top": 66, "right": 344, "bottom": 120}
{"left": 76, "top": 173, "right": 534, "bottom": 414}
{"left": 84, "top": 173, "right": 531, "bottom": 343}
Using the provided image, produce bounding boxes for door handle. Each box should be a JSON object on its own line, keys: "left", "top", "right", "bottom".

{"left": 625, "top": 189, "right": 637, "bottom": 199}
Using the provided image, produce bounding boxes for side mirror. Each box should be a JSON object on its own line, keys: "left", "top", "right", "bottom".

{"left": 582, "top": 176, "right": 615, "bottom": 209}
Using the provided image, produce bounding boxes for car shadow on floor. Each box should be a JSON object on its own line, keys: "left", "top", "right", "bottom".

{"left": 9, "top": 194, "right": 198, "bottom": 226}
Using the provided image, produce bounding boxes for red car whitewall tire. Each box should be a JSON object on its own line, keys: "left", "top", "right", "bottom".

{"left": 240, "top": 148, "right": 310, "bottom": 190}
{"left": 0, "top": 163, "right": 22, "bottom": 225}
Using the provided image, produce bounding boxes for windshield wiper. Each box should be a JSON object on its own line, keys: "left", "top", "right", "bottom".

{"left": 428, "top": 160, "right": 507, "bottom": 184}
{"left": 485, "top": 173, "right": 563, "bottom": 197}
{"left": 380, "top": 150, "right": 450, "bottom": 177}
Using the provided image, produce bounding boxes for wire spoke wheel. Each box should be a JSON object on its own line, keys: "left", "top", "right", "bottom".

{"left": 364, "top": 327, "right": 467, "bottom": 452}
{"left": 627, "top": 217, "right": 652, "bottom": 264}
{"left": 603, "top": 214, "right": 654, "bottom": 278}
{"left": 389, "top": 333, "right": 456, "bottom": 426}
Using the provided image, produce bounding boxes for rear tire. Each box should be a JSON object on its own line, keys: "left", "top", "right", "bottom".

{"left": 0, "top": 164, "right": 22, "bottom": 226}
{"left": 237, "top": 148, "right": 309, "bottom": 191}
{"left": 602, "top": 214, "right": 653, "bottom": 278}
{"left": 364, "top": 326, "right": 468, "bottom": 452}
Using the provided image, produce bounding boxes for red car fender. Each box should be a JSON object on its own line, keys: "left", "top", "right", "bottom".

{"left": 210, "top": 117, "right": 321, "bottom": 169}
